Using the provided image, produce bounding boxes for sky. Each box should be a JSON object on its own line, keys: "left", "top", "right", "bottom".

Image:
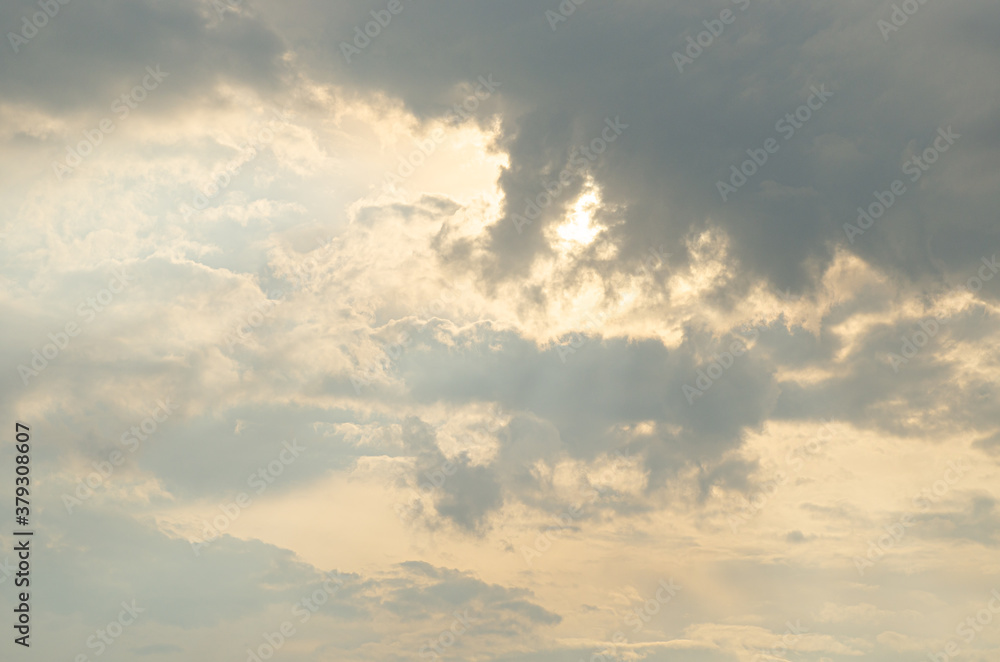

{"left": 0, "top": 0, "right": 999, "bottom": 660}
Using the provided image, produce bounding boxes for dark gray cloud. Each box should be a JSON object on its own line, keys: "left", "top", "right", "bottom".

{"left": 912, "top": 495, "right": 1000, "bottom": 547}
{"left": 0, "top": 0, "right": 287, "bottom": 113}
{"left": 773, "top": 304, "right": 1000, "bottom": 441}
{"left": 247, "top": 0, "right": 1000, "bottom": 299}
{"left": 398, "top": 322, "right": 777, "bottom": 459}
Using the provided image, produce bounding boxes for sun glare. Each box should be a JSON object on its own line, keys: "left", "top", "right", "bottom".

{"left": 555, "top": 188, "right": 602, "bottom": 249}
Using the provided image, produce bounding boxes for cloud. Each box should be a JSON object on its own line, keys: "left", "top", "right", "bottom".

{"left": 2, "top": 1, "right": 999, "bottom": 660}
